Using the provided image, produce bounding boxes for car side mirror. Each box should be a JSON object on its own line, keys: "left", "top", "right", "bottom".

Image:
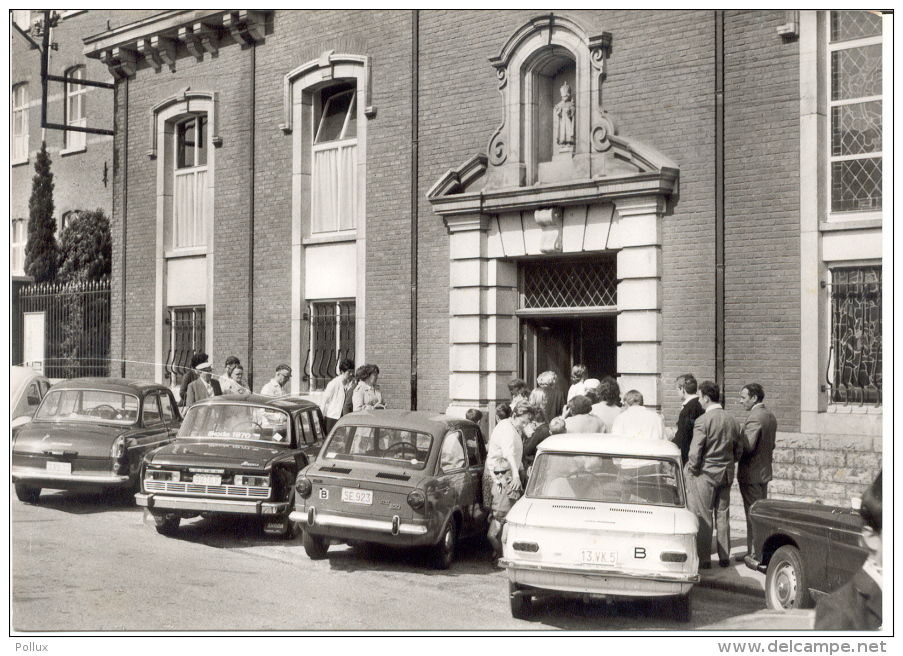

{"left": 851, "top": 497, "right": 862, "bottom": 511}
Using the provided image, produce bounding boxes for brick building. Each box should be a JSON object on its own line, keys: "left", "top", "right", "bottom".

{"left": 75, "top": 10, "right": 883, "bottom": 505}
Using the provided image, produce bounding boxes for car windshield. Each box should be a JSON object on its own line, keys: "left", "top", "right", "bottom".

{"left": 34, "top": 389, "right": 139, "bottom": 426}
{"left": 322, "top": 424, "right": 433, "bottom": 470}
{"left": 527, "top": 452, "right": 683, "bottom": 507}
{"left": 179, "top": 403, "right": 291, "bottom": 444}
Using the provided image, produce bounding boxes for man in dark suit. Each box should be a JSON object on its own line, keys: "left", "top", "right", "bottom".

{"left": 674, "top": 374, "right": 705, "bottom": 465}
{"left": 815, "top": 471, "right": 882, "bottom": 630}
{"left": 686, "top": 380, "right": 742, "bottom": 568}
{"left": 736, "top": 382, "right": 777, "bottom": 560}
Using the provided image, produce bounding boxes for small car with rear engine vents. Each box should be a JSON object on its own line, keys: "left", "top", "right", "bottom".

{"left": 500, "top": 435, "right": 699, "bottom": 621}
{"left": 11, "top": 378, "right": 181, "bottom": 504}
{"left": 136, "top": 394, "right": 326, "bottom": 538}
{"left": 290, "top": 409, "right": 488, "bottom": 569}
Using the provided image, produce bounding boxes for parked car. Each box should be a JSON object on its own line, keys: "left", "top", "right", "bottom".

{"left": 744, "top": 498, "right": 867, "bottom": 611}
{"left": 10, "top": 366, "right": 52, "bottom": 429}
{"left": 290, "top": 409, "right": 487, "bottom": 569}
{"left": 11, "top": 378, "right": 181, "bottom": 503}
{"left": 136, "top": 394, "right": 326, "bottom": 538}
{"left": 500, "top": 435, "right": 699, "bottom": 621}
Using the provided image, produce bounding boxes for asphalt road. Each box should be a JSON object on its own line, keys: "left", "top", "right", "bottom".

{"left": 10, "top": 486, "right": 765, "bottom": 632}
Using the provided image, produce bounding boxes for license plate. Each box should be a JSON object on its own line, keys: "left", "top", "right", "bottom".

{"left": 46, "top": 461, "right": 71, "bottom": 474}
{"left": 580, "top": 549, "right": 618, "bottom": 566}
{"left": 193, "top": 474, "right": 221, "bottom": 485}
{"left": 341, "top": 488, "right": 373, "bottom": 505}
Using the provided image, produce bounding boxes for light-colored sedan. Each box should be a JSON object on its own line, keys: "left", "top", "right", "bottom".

{"left": 500, "top": 435, "right": 699, "bottom": 621}
{"left": 10, "top": 366, "right": 51, "bottom": 429}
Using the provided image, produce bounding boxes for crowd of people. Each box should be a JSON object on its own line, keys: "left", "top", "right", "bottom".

{"left": 480, "top": 366, "right": 781, "bottom": 571}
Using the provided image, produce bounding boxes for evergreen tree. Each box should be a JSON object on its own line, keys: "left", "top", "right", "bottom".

{"left": 24, "top": 141, "right": 59, "bottom": 282}
{"left": 57, "top": 209, "right": 112, "bottom": 283}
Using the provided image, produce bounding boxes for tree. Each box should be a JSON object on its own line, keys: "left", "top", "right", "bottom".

{"left": 57, "top": 209, "right": 112, "bottom": 282}
{"left": 24, "top": 141, "right": 59, "bottom": 282}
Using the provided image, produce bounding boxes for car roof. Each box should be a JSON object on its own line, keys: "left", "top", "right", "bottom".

{"left": 336, "top": 409, "right": 475, "bottom": 436}
{"left": 11, "top": 366, "right": 47, "bottom": 388}
{"left": 194, "top": 392, "right": 321, "bottom": 413}
{"left": 48, "top": 377, "right": 170, "bottom": 394}
{"left": 536, "top": 434, "right": 681, "bottom": 458}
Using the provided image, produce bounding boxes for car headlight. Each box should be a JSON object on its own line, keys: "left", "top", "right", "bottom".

{"left": 235, "top": 474, "right": 269, "bottom": 487}
{"left": 294, "top": 474, "right": 312, "bottom": 498}
{"left": 146, "top": 469, "right": 180, "bottom": 482}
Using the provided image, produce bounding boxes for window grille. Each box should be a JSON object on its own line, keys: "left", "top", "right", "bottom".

{"left": 165, "top": 306, "right": 206, "bottom": 383}
{"left": 827, "top": 266, "right": 881, "bottom": 405}
{"left": 306, "top": 299, "right": 355, "bottom": 391}
{"left": 828, "top": 11, "right": 882, "bottom": 213}
{"left": 521, "top": 257, "right": 617, "bottom": 309}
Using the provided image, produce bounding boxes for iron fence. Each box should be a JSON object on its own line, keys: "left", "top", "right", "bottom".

{"left": 17, "top": 279, "right": 111, "bottom": 379}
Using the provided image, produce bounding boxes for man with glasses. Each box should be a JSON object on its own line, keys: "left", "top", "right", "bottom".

{"left": 261, "top": 364, "right": 291, "bottom": 397}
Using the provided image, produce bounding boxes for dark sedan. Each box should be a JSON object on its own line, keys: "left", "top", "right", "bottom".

{"left": 136, "top": 394, "right": 326, "bottom": 538}
{"left": 11, "top": 378, "right": 181, "bottom": 503}
{"left": 744, "top": 498, "right": 867, "bottom": 610}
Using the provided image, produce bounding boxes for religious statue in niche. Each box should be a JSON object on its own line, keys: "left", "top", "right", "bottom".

{"left": 553, "top": 82, "right": 576, "bottom": 148}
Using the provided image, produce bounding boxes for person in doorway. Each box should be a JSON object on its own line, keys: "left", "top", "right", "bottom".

{"left": 563, "top": 395, "right": 605, "bottom": 433}
{"left": 735, "top": 382, "right": 777, "bottom": 561}
{"left": 610, "top": 390, "right": 666, "bottom": 440}
{"left": 320, "top": 358, "right": 355, "bottom": 433}
{"left": 685, "top": 381, "right": 742, "bottom": 569}
{"left": 814, "top": 471, "right": 882, "bottom": 630}
{"left": 590, "top": 377, "right": 622, "bottom": 432}
{"left": 352, "top": 364, "right": 385, "bottom": 411}
{"left": 261, "top": 364, "right": 291, "bottom": 397}
{"left": 184, "top": 361, "right": 215, "bottom": 407}
{"left": 673, "top": 374, "right": 705, "bottom": 465}
{"left": 567, "top": 364, "right": 589, "bottom": 402}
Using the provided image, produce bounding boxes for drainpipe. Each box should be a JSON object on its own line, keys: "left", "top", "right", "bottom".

{"left": 247, "top": 42, "right": 256, "bottom": 391}
{"left": 714, "top": 10, "right": 725, "bottom": 392}
{"left": 410, "top": 10, "right": 419, "bottom": 410}
{"left": 119, "top": 77, "right": 129, "bottom": 378}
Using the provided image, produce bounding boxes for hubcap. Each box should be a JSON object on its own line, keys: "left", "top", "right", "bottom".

{"left": 774, "top": 563, "right": 797, "bottom": 607}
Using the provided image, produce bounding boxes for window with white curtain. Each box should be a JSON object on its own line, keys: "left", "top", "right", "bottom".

{"left": 12, "top": 83, "right": 29, "bottom": 162}
{"left": 172, "top": 115, "right": 208, "bottom": 249}
{"left": 828, "top": 10, "right": 882, "bottom": 214}
{"left": 64, "top": 66, "right": 87, "bottom": 150}
{"left": 312, "top": 85, "right": 357, "bottom": 234}
{"left": 10, "top": 218, "right": 27, "bottom": 275}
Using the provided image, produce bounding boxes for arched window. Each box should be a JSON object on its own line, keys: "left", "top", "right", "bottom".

{"left": 64, "top": 66, "right": 87, "bottom": 151}
{"left": 11, "top": 83, "right": 29, "bottom": 163}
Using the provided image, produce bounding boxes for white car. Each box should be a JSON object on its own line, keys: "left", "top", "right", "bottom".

{"left": 500, "top": 434, "right": 699, "bottom": 621}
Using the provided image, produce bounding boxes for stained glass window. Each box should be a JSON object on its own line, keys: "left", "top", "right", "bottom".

{"left": 829, "top": 267, "right": 881, "bottom": 405}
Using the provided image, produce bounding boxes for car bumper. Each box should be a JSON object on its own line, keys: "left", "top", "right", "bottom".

{"left": 136, "top": 493, "right": 290, "bottom": 517}
{"left": 289, "top": 508, "right": 431, "bottom": 544}
{"left": 11, "top": 466, "right": 131, "bottom": 486}
{"left": 501, "top": 559, "right": 698, "bottom": 597}
{"left": 743, "top": 553, "right": 767, "bottom": 574}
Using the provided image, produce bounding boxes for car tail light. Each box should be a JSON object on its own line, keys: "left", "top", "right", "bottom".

{"left": 111, "top": 436, "right": 127, "bottom": 474}
{"left": 407, "top": 489, "right": 425, "bottom": 510}
{"left": 512, "top": 541, "right": 539, "bottom": 552}
{"left": 235, "top": 474, "right": 269, "bottom": 487}
{"left": 295, "top": 475, "right": 312, "bottom": 498}
{"left": 660, "top": 551, "right": 688, "bottom": 563}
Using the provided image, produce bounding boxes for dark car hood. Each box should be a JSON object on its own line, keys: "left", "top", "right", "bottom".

{"left": 751, "top": 498, "right": 862, "bottom": 533}
{"left": 12, "top": 421, "right": 129, "bottom": 457}
{"left": 147, "top": 439, "right": 290, "bottom": 470}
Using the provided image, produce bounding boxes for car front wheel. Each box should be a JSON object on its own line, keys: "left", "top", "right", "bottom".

{"left": 431, "top": 518, "right": 457, "bottom": 570}
{"left": 509, "top": 581, "right": 533, "bottom": 619}
{"left": 14, "top": 483, "right": 41, "bottom": 504}
{"left": 765, "top": 545, "right": 812, "bottom": 610}
{"left": 154, "top": 514, "right": 180, "bottom": 537}
{"left": 303, "top": 530, "right": 329, "bottom": 559}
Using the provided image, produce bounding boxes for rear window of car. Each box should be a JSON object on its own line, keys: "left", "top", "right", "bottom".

{"left": 179, "top": 403, "right": 291, "bottom": 444}
{"left": 527, "top": 452, "right": 683, "bottom": 507}
{"left": 34, "top": 389, "right": 140, "bottom": 426}
{"left": 322, "top": 424, "right": 433, "bottom": 470}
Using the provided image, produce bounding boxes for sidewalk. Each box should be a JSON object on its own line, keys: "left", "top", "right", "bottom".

{"left": 695, "top": 515, "right": 766, "bottom": 598}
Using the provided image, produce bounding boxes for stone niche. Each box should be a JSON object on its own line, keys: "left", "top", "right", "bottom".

{"left": 428, "top": 13, "right": 679, "bottom": 424}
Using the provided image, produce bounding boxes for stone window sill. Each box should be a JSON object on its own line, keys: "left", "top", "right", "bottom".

{"left": 303, "top": 230, "right": 357, "bottom": 246}
{"left": 60, "top": 144, "right": 87, "bottom": 157}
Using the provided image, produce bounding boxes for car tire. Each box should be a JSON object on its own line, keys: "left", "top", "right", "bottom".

{"left": 509, "top": 581, "right": 533, "bottom": 620}
{"left": 765, "top": 545, "right": 812, "bottom": 610}
{"left": 303, "top": 530, "right": 329, "bottom": 559}
{"left": 154, "top": 514, "right": 180, "bottom": 537}
{"left": 431, "top": 518, "right": 457, "bottom": 570}
{"left": 669, "top": 592, "right": 692, "bottom": 623}
{"left": 14, "top": 483, "right": 41, "bottom": 504}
